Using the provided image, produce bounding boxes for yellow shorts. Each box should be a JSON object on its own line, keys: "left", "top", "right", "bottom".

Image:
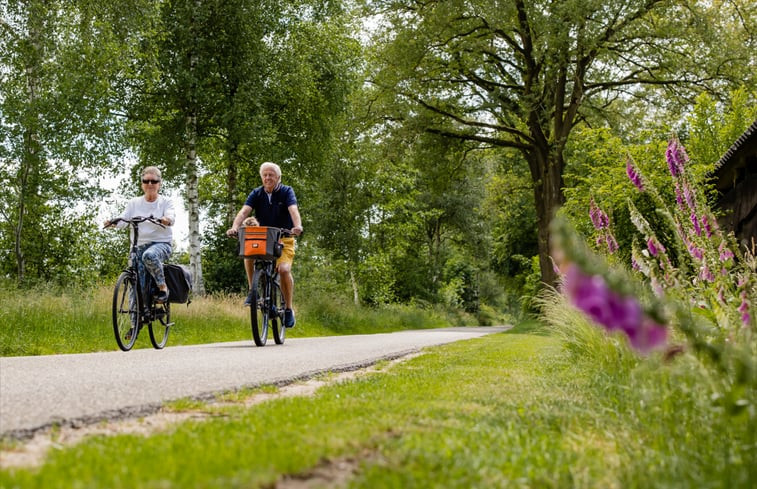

{"left": 276, "top": 237, "right": 296, "bottom": 266}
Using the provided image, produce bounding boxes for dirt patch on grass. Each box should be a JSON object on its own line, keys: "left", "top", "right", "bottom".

{"left": 0, "top": 354, "right": 417, "bottom": 470}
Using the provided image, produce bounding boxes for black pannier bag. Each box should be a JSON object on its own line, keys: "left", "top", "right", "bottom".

{"left": 164, "top": 264, "right": 193, "bottom": 304}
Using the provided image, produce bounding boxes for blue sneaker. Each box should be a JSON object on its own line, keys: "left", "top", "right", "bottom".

{"left": 244, "top": 289, "right": 254, "bottom": 306}
{"left": 284, "top": 308, "right": 295, "bottom": 328}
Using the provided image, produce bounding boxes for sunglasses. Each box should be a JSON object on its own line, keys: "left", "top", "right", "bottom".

{"left": 142, "top": 179, "right": 161, "bottom": 184}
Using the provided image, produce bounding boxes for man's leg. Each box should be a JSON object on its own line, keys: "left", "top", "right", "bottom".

{"left": 278, "top": 262, "right": 294, "bottom": 309}
{"left": 276, "top": 237, "right": 296, "bottom": 327}
{"left": 243, "top": 258, "right": 255, "bottom": 306}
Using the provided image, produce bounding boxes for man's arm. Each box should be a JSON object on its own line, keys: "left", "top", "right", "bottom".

{"left": 288, "top": 204, "right": 303, "bottom": 236}
{"left": 226, "top": 205, "right": 253, "bottom": 236}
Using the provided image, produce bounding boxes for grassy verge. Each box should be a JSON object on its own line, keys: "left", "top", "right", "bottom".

{"left": 0, "top": 284, "right": 459, "bottom": 356}
{"left": 3, "top": 330, "right": 752, "bottom": 488}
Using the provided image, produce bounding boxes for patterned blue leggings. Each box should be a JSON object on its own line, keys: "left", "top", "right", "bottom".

{"left": 137, "top": 242, "right": 172, "bottom": 296}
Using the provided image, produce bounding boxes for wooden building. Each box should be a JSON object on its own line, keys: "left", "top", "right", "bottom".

{"left": 712, "top": 118, "right": 757, "bottom": 252}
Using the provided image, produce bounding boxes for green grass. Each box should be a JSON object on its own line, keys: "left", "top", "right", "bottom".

{"left": 3, "top": 331, "right": 754, "bottom": 488}
{"left": 0, "top": 285, "right": 459, "bottom": 356}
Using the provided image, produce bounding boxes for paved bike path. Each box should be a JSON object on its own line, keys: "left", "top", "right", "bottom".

{"left": 0, "top": 327, "right": 507, "bottom": 436}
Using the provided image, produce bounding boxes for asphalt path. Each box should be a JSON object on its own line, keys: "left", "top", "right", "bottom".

{"left": 0, "top": 327, "right": 507, "bottom": 438}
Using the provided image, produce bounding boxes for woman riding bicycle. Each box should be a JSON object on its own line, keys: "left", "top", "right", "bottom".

{"left": 226, "top": 161, "right": 303, "bottom": 327}
{"left": 105, "top": 166, "right": 175, "bottom": 304}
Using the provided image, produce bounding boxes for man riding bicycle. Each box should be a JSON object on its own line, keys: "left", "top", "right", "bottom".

{"left": 226, "top": 162, "right": 303, "bottom": 328}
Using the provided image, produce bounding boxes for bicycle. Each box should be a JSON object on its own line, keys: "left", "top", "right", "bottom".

{"left": 236, "top": 226, "right": 292, "bottom": 346}
{"left": 106, "top": 216, "right": 173, "bottom": 351}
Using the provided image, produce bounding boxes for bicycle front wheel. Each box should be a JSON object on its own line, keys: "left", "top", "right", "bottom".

{"left": 113, "top": 272, "right": 139, "bottom": 351}
{"left": 250, "top": 270, "right": 270, "bottom": 346}
{"left": 149, "top": 301, "right": 171, "bottom": 349}
{"left": 271, "top": 280, "right": 286, "bottom": 345}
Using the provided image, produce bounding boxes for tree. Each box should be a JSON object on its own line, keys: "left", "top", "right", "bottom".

{"left": 365, "top": 0, "right": 756, "bottom": 285}
{"left": 0, "top": 0, "right": 148, "bottom": 284}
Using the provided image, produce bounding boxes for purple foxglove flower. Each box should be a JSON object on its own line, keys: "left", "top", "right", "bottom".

{"left": 626, "top": 159, "right": 644, "bottom": 191}
{"left": 674, "top": 183, "right": 684, "bottom": 210}
{"left": 626, "top": 318, "right": 668, "bottom": 353}
{"left": 647, "top": 238, "right": 665, "bottom": 257}
{"left": 691, "top": 212, "right": 702, "bottom": 236}
{"left": 684, "top": 185, "right": 696, "bottom": 211}
{"left": 718, "top": 242, "right": 734, "bottom": 262}
{"left": 606, "top": 234, "right": 618, "bottom": 253}
{"left": 632, "top": 257, "right": 641, "bottom": 271}
{"left": 699, "top": 266, "right": 714, "bottom": 282}
{"left": 589, "top": 198, "right": 610, "bottom": 229}
{"left": 688, "top": 243, "right": 703, "bottom": 260}
{"left": 608, "top": 293, "right": 643, "bottom": 335}
{"left": 702, "top": 215, "right": 713, "bottom": 238}
{"left": 666, "top": 136, "right": 688, "bottom": 177}
{"left": 563, "top": 266, "right": 613, "bottom": 325}
{"left": 562, "top": 265, "right": 666, "bottom": 353}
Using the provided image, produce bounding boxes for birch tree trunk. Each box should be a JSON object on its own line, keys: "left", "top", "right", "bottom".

{"left": 185, "top": 126, "right": 204, "bottom": 295}
{"left": 184, "top": 2, "right": 204, "bottom": 295}
{"left": 14, "top": 5, "right": 45, "bottom": 284}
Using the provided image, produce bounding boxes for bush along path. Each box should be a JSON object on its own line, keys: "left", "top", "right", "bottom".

{"left": 2, "top": 327, "right": 753, "bottom": 488}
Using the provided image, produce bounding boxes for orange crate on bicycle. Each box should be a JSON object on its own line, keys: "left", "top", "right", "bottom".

{"left": 238, "top": 226, "right": 283, "bottom": 260}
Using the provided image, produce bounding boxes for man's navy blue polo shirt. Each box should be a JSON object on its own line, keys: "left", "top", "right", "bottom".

{"left": 244, "top": 184, "right": 298, "bottom": 229}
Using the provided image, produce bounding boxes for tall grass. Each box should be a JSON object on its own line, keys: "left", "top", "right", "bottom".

{"left": 537, "top": 286, "right": 756, "bottom": 488}
{"left": 0, "top": 282, "right": 469, "bottom": 356}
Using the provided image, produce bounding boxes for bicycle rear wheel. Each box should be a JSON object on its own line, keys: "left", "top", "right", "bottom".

{"left": 271, "top": 280, "right": 286, "bottom": 345}
{"left": 113, "top": 272, "right": 139, "bottom": 351}
{"left": 250, "top": 270, "right": 269, "bottom": 346}
{"left": 149, "top": 301, "right": 171, "bottom": 349}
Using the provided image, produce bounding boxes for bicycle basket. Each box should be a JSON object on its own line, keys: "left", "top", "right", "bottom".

{"left": 238, "top": 226, "right": 283, "bottom": 260}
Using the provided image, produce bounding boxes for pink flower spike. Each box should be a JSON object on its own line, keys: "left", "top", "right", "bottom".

{"left": 627, "top": 317, "right": 668, "bottom": 354}
{"left": 647, "top": 238, "right": 664, "bottom": 257}
{"left": 674, "top": 183, "right": 684, "bottom": 210}
{"left": 626, "top": 159, "right": 644, "bottom": 191}
{"left": 690, "top": 212, "right": 701, "bottom": 236}
{"left": 606, "top": 234, "right": 618, "bottom": 253}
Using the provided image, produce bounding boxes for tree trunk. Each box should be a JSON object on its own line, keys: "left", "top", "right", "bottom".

{"left": 350, "top": 268, "right": 359, "bottom": 305}
{"left": 185, "top": 128, "right": 204, "bottom": 295}
{"left": 525, "top": 145, "right": 565, "bottom": 287}
{"left": 15, "top": 6, "right": 45, "bottom": 285}
{"left": 184, "top": 12, "right": 204, "bottom": 295}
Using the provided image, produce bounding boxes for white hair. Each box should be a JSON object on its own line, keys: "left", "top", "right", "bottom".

{"left": 141, "top": 166, "right": 162, "bottom": 179}
{"left": 259, "top": 161, "right": 281, "bottom": 178}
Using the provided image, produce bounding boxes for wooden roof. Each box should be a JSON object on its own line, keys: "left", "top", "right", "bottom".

{"left": 714, "top": 118, "right": 757, "bottom": 172}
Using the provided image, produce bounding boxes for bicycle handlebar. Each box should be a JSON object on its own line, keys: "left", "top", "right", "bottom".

{"left": 105, "top": 215, "right": 166, "bottom": 229}
{"left": 226, "top": 226, "right": 301, "bottom": 238}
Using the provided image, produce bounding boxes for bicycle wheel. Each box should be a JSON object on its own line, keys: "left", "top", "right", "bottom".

{"left": 250, "top": 270, "right": 269, "bottom": 346}
{"left": 149, "top": 301, "right": 171, "bottom": 349}
{"left": 271, "top": 280, "right": 286, "bottom": 345}
{"left": 113, "top": 272, "right": 139, "bottom": 351}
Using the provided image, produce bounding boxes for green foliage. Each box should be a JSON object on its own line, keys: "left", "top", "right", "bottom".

{"left": 200, "top": 222, "right": 248, "bottom": 294}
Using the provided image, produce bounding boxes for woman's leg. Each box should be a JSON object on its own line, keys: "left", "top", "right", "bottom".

{"left": 142, "top": 243, "right": 172, "bottom": 299}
